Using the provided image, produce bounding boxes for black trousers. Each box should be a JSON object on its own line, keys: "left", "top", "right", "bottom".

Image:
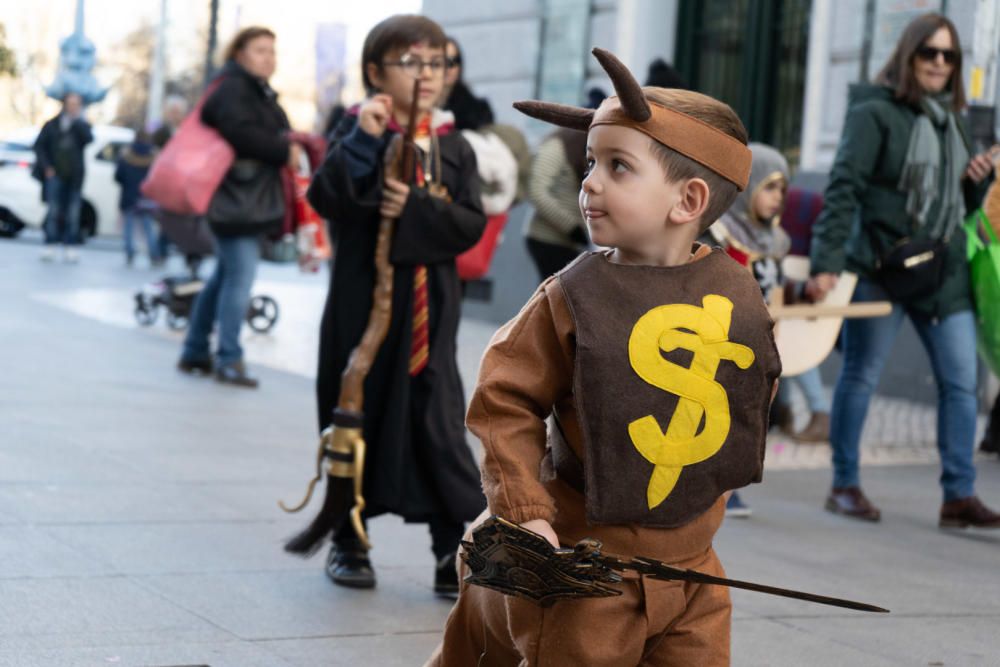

{"left": 334, "top": 513, "right": 464, "bottom": 561}
{"left": 526, "top": 237, "right": 583, "bottom": 283}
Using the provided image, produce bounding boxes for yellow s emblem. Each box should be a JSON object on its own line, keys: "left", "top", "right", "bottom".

{"left": 628, "top": 295, "right": 755, "bottom": 509}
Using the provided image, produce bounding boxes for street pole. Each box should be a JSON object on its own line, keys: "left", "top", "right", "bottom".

{"left": 146, "top": 0, "right": 168, "bottom": 130}
{"left": 204, "top": 0, "right": 219, "bottom": 88}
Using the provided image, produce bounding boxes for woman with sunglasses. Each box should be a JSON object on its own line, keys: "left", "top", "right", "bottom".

{"left": 807, "top": 13, "right": 1000, "bottom": 529}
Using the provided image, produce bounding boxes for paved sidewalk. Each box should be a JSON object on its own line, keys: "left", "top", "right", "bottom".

{"left": 1, "top": 240, "right": 998, "bottom": 666}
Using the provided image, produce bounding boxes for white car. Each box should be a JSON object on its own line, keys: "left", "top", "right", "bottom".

{"left": 0, "top": 125, "right": 135, "bottom": 239}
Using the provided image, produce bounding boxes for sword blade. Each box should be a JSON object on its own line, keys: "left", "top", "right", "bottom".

{"left": 629, "top": 558, "right": 889, "bottom": 613}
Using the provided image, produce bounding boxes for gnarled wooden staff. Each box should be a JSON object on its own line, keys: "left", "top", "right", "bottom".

{"left": 281, "top": 78, "right": 422, "bottom": 554}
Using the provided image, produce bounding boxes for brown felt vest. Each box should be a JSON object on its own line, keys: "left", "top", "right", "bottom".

{"left": 556, "top": 250, "right": 781, "bottom": 528}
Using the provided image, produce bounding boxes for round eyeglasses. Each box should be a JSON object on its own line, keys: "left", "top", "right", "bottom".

{"left": 382, "top": 53, "right": 447, "bottom": 79}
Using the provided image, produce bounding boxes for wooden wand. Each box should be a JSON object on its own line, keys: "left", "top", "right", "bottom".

{"left": 281, "top": 78, "right": 422, "bottom": 554}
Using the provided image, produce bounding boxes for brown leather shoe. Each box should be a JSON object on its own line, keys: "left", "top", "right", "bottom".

{"left": 939, "top": 496, "right": 1000, "bottom": 529}
{"left": 825, "top": 487, "right": 881, "bottom": 522}
{"left": 794, "top": 412, "right": 830, "bottom": 443}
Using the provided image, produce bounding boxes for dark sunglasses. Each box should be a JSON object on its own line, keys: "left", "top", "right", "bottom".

{"left": 915, "top": 46, "right": 958, "bottom": 65}
{"left": 446, "top": 56, "right": 462, "bottom": 69}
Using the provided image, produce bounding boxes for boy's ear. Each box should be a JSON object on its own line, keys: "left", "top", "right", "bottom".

{"left": 365, "top": 62, "right": 383, "bottom": 91}
{"left": 667, "top": 178, "right": 710, "bottom": 227}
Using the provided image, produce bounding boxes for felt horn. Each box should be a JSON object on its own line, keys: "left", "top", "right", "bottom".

{"left": 512, "top": 100, "right": 593, "bottom": 132}
{"left": 591, "top": 47, "right": 651, "bottom": 122}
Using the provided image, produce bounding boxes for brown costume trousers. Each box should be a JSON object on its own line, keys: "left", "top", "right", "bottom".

{"left": 426, "top": 542, "right": 730, "bottom": 666}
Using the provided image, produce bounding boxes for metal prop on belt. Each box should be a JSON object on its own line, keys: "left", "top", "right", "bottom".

{"left": 279, "top": 78, "right": 423, "bottom": 554}
{"left": 462, "top": 516, "right": 889, "bottom": 613}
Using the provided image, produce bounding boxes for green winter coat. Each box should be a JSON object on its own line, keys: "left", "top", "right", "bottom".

{"left": 810, "top": 84, "right": 991, "bottom": 319}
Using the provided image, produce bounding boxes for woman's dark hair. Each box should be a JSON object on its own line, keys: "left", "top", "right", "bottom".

{"left": 441, "top": 36, "right": 493, "bottom": 130}
{"left": 445, "top": 80, "right": 494, "bottom": 130}
{"left": 446, "top": 36, "right": 463, "bottom": 71}
{"left": 875, "top": 13, "right": 965, "bottom": 111}
{"left": 644, "top": 58, "right": 688, "bottom": 89}
{"left": 362, "top": 15, "right": 447, "bottom": 94}
{"left": 223, "top": 26, "right": 276, "bottom": 62}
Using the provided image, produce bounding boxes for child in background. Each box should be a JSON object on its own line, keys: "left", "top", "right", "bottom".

{"left": 306, "top": 14, "right": 486, "bottom": 596}
{"left": 707, "top": 144, "right": 830, "bottom": 518}
{"left": 114, "top": 130, "right": 163, "bottom": 267}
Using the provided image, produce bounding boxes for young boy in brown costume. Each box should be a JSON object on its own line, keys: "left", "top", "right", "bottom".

{"left": 426, "top": 49, "right": 781, "bottom": 667}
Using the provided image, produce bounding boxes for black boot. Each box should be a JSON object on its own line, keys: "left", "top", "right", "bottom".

{"left": 980, "top": 395, "right": 1000, "bottom": 455}
{"left": 325, "top": 540, "right": 376, "bottom": 589}
{"left": 434, "top": 552, "right": 459, "bottom": 597}
{"left": 177, "top": 356, "right": 213, "bottom": 375}
{"left": 215, "top": 361, "right": 259, "bottom": 388}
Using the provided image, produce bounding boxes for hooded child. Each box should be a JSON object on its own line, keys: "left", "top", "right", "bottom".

{"left": 707, "top": 144, "right": 830, "bottom": 493}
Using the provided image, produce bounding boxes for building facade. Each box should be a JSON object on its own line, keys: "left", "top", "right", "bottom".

{"left": 425, "top": 0, "right": 1000, "bottom": 174}
{"left": 425, "top": 0, "right": 1000, "bottom": 405}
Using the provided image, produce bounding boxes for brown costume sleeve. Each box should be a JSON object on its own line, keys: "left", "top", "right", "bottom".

{"left": 467, "top": 277, "right": 575, "bottom": 525}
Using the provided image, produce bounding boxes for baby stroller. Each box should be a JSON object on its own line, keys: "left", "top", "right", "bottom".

{"left": 133, "top": 213, "right": 279, "bottom": 333}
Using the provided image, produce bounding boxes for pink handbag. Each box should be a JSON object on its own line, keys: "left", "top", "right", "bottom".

{"left": 141, "top": 81, "right": 235, "bottom": 215}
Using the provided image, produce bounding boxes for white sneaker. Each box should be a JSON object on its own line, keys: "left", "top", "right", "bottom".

{"left": 40, "top": 247, "right": 56, "bottom": 262}
{"left": 63, "top": 248, "right": 79, "bottom": 263}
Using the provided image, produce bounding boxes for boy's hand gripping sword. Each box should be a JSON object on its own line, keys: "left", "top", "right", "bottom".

{"left": 463, "top": 516, "right": 889, "bottom": 613}
{"left": 280, "top": 78, "right": 423, "bottom": 554}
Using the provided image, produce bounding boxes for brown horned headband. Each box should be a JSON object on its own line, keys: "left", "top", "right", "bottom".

{"left": 514, "top": 48, "right": 752, "bottom": 191}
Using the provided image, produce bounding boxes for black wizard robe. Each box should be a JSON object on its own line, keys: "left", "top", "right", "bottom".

{"left": 307, "top": 111, "right": 487, "bottom": 525}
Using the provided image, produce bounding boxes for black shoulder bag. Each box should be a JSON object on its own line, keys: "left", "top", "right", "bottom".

{"left": 208, "top": 159, "right": 285, "bottom": 234}
{"left": 874, "top": 233, "right": 946, "bottom": 302}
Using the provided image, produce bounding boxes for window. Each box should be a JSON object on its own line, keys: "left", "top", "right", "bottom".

{"left": 675, "top": 0, "right": 811, "bottom": 167}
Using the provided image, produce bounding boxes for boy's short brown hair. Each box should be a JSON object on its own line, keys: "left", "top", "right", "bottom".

{"left": 641, "top": 87, "right": 748, "bottom": 231}
{"left": 362, "top": 15, "right": 447, "bottom": 94}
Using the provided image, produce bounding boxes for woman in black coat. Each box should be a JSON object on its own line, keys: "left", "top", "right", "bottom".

{"left": 178, "top": 26, "right": 298, "bottom": 387}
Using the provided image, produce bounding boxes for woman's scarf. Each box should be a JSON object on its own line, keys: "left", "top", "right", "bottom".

{"left": 898, "top": 94, "right": 969, "bottom": 241}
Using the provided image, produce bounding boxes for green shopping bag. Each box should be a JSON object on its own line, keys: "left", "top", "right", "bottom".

{"left": 964, "top": 209, "right": 1000, "bottom": 376}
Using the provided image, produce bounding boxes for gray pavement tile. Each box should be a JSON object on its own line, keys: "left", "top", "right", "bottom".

{"left": 731, "top": 617, "right": 902, "bottom": 667}
{"left": 762, "top": 614, "right": 1000, "bottom": 666}
{"left": 0, "top": 526, "right": 109, "bottom": 579}
{"left": 0, "top": 482, "right": 250, "bottom": 525}
{"left": 46, "top": 521, "right": 318, "bottom": 576}
{"left": 258, "top": 632, "right": 444, "bottom": 667}
{"left": 0, "top": 576, "right": 233, "bottom": 650}
{"left": 0, "top": 442, "right": 140, "bottom": 485}
{"left": 138, "top": 568, "right": 453, "bottom": 641}
{"left": 0, "top": 641, "right": 290, "bottom": 667}
{"left": 104, "top": 444, "right": 312, "bottom": 485}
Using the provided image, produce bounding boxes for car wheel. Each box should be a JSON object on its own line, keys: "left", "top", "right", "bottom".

{"left": 79, "top": 201, "right": 97, "bottom": 241}
{"left": 0, "top": 208, "right": 25, "bottom": 238}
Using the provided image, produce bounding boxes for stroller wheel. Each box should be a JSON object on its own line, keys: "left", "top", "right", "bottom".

{"left": 134, "top": 296, "right": 157, "bottom": 326}
{"left": 166, "top": 310, "right": 189, "bottom": 331}
{"left": 247, "top": 295, "right": 279, "bottom": 333}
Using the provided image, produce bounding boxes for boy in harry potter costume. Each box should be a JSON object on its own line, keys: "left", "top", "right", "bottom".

{"left": 306, "top": 15, "right": 486, "bottom": 594}
{"left": 427, "top": 49, "right": 781, "bottom": 666}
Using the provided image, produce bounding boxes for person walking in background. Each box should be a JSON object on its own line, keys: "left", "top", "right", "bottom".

{"left": 33, "top": 92, "right": 93, "bottom": 263}
{"left": 524, "top": 89, "right": 606, "bottom": 281}
{"left": 152, "top": 95, "right": 189, "bottom": 148}
{"left": 177, "top": 26, "right": 298, "bottom": 388}
{"left": 807, "top": 13, "right": 1000, "bottom": 528}
{"left": 114, "top": 130, "right": 163, "bottom": 267}
{"left": 150, "top": 95, "right": 192, "bottom": 261}
{"left": 644, "top": 57, "right": 688, "bottom": 89}
{"left": 442, "top": 36, "right": 532, "bottom": 205}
